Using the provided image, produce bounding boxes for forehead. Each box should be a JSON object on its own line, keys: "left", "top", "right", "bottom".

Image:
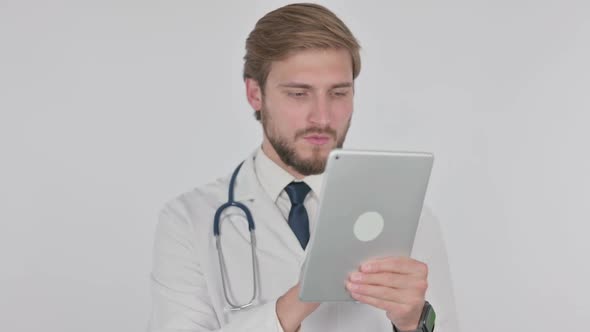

{"left": 266, "top": 48, "right": 354, "bottom": 87}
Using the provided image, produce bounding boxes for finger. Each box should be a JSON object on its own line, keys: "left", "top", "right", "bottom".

{"left": 350, "top": 291, "right": 424, "bottom": 325}
{"left": 349, "top": 272, "right": 428, "bottom": 292}
{"left": 346, "top": 282, "right": 423, "bottom": 304}
{"left": 350, "top": 291, "right": 394, "bottom": 311}
{"left": 349, "top": 290, "right": 425, "bottom": 323}
{"left": 360, "top": 257, "right": 428, "bottom": 277}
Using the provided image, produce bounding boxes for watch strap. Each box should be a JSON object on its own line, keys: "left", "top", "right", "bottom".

{"left": 392, "top": 301, "right": 435, "bottom": 332}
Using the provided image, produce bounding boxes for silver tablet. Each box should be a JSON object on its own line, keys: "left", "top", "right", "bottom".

{"left": 299, "top": 149, "right": 434, "bottom": 302}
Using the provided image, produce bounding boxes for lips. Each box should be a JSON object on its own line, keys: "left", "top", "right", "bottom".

{"left": 303, "top": 135, "right": 331, "bottom": 145}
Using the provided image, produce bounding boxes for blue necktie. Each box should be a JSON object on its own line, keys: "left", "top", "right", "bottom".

{"left": 285, "top": 181, "right": 311, "bottom": 250}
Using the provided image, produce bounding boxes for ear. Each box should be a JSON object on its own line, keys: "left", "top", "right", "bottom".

{"left": 245, "top": 78, "right": 263, "bottom": 112}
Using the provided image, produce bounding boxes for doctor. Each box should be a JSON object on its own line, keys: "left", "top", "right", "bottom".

{"left": 149, "top": 3, "right": 459, "bottom": 332}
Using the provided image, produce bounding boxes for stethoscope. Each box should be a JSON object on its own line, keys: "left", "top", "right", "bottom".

{"left": 213, "top": 161, "right": 259, "bottom": 310}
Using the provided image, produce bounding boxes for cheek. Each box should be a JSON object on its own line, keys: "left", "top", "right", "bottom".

{"left": 269, "top": 98, "right": 311, "bottom": 125}
{"left": 332, "top": 100, "right": 353, "bottom": 125}
{"left": 265, "top": 105, "right": 303, "bottom": 136}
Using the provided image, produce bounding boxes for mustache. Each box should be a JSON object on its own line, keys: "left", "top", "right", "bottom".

{"left": 295, "top": 127, "right": 337, "bottom": 140}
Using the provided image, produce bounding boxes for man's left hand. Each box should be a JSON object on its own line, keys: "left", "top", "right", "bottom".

{"left": 345, "top": 256, "right": 428, "bottom": 331}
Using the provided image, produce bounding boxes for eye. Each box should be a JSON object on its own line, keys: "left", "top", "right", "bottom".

{"left": 287, "top": 91, "right": 308, "bottom": 97}
{"left": 331, "top": 90, "right": 349, "bottom": 97}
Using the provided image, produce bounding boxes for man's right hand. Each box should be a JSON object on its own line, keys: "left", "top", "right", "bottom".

{"left": 276, "top": 283, "right": 320, "bottom": 332}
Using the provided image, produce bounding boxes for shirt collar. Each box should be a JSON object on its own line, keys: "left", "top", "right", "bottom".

{"left": 254, "top": 147, "right": 323, "bottom": 202}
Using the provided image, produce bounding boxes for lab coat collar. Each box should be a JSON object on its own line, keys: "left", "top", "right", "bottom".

{"left": 232, "top": 149, "right": 260, "bottom": 202}
{"left": 233, "top": 148, "right": 325, "bottom": 203}
{"left": 229, "top": 148, "right": 308, "bottom": 260}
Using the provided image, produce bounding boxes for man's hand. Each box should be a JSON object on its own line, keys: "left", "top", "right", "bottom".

{"left": 276, "top": 283, "right": 320, "bottom": 332}
{"left": 345, "top": 257, "right": 428, "bottom": 331}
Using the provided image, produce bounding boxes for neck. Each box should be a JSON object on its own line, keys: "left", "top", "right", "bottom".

{"left": 261, "top": 140, "right": 306, "bottom": 180}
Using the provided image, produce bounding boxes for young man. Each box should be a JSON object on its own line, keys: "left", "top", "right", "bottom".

{"left": 149, "top": 3, "right": 458, "bottom": 332}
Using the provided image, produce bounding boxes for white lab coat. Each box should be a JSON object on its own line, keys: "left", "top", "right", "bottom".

{"left": 149, "top": 150, "right": 460, "bottom": 332}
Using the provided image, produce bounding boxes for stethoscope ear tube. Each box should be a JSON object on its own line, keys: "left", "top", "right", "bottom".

{"left": 213, "top": 161, "right": 256, "bottom": 236}
{"left": 213, "top": 161, "right": 259, "bottom": 310}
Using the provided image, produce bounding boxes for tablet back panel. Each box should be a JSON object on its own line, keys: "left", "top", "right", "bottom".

{"left": 299, "top": 149, "right": 434, "bottom": 301}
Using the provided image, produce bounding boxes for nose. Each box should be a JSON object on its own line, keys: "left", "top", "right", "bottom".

{"left": 308, "top": 95, "right": 331, "bottom": 127}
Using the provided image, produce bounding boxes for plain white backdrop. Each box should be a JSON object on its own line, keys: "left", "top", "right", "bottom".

{"left": 1, "top": 1, "right": 589, "bottom": 331}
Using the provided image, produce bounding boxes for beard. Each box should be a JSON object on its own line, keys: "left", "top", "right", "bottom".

{"left": 260, "top": 104, "right": 350, "bottom": 176}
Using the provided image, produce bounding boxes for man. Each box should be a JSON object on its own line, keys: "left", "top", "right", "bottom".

{"left": 149, "top": 3, "right": 459, "bottom": 331}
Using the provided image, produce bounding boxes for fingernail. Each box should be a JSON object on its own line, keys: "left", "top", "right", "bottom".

{"left": 350, "top": 272, "right": 362, "bottom": 282}
{"left": 347, "top": 282, "right": 359, "bottom": 291}
{"left": 362, "top": 263, "right": 373, "bottom": 272}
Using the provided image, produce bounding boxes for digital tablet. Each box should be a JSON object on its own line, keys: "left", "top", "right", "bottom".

{"left": 299, "top": 149, "right": 434, "bottom": 302}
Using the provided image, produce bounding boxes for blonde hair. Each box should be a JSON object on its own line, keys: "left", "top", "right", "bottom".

{"left": 243, "top": 3, "right": 361, "bottom": 120}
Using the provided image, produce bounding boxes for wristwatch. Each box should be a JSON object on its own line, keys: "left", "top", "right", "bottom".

{"left": 392, "top": 301, "right": 436, "bottom": 332}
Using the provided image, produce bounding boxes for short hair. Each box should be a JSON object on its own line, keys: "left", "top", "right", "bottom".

{"left": 243, "top": 3, "right": 362, "bottom": 120}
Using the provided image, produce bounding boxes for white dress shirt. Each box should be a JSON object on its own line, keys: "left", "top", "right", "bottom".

{"left": 149, "top": 147, "right": 460, "bottom": 331}
{"left": 254, "top": 147, "right": 322, "bottom": 230}
{"left": 254, "top": 148, "right": 322, "bottom": 332}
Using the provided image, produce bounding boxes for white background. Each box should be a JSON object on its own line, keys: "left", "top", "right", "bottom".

{"left": 1, "top": 1, "right": 589, "bottom": 331}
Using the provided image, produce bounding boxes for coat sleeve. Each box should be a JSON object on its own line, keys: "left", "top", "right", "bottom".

{"left": 411, "top": 207, "right": 461, "bottom": 332}
{"left": 148, "top": 202, "right": 283, "bottom": 332}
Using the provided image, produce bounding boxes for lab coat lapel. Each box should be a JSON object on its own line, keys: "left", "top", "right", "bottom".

{"left": 230, "top": 151, "right": 306, "bottom": 262}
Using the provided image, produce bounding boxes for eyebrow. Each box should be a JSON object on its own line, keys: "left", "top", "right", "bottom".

{"left": 277, "top": 82, "right": 353, "bottom": 90}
